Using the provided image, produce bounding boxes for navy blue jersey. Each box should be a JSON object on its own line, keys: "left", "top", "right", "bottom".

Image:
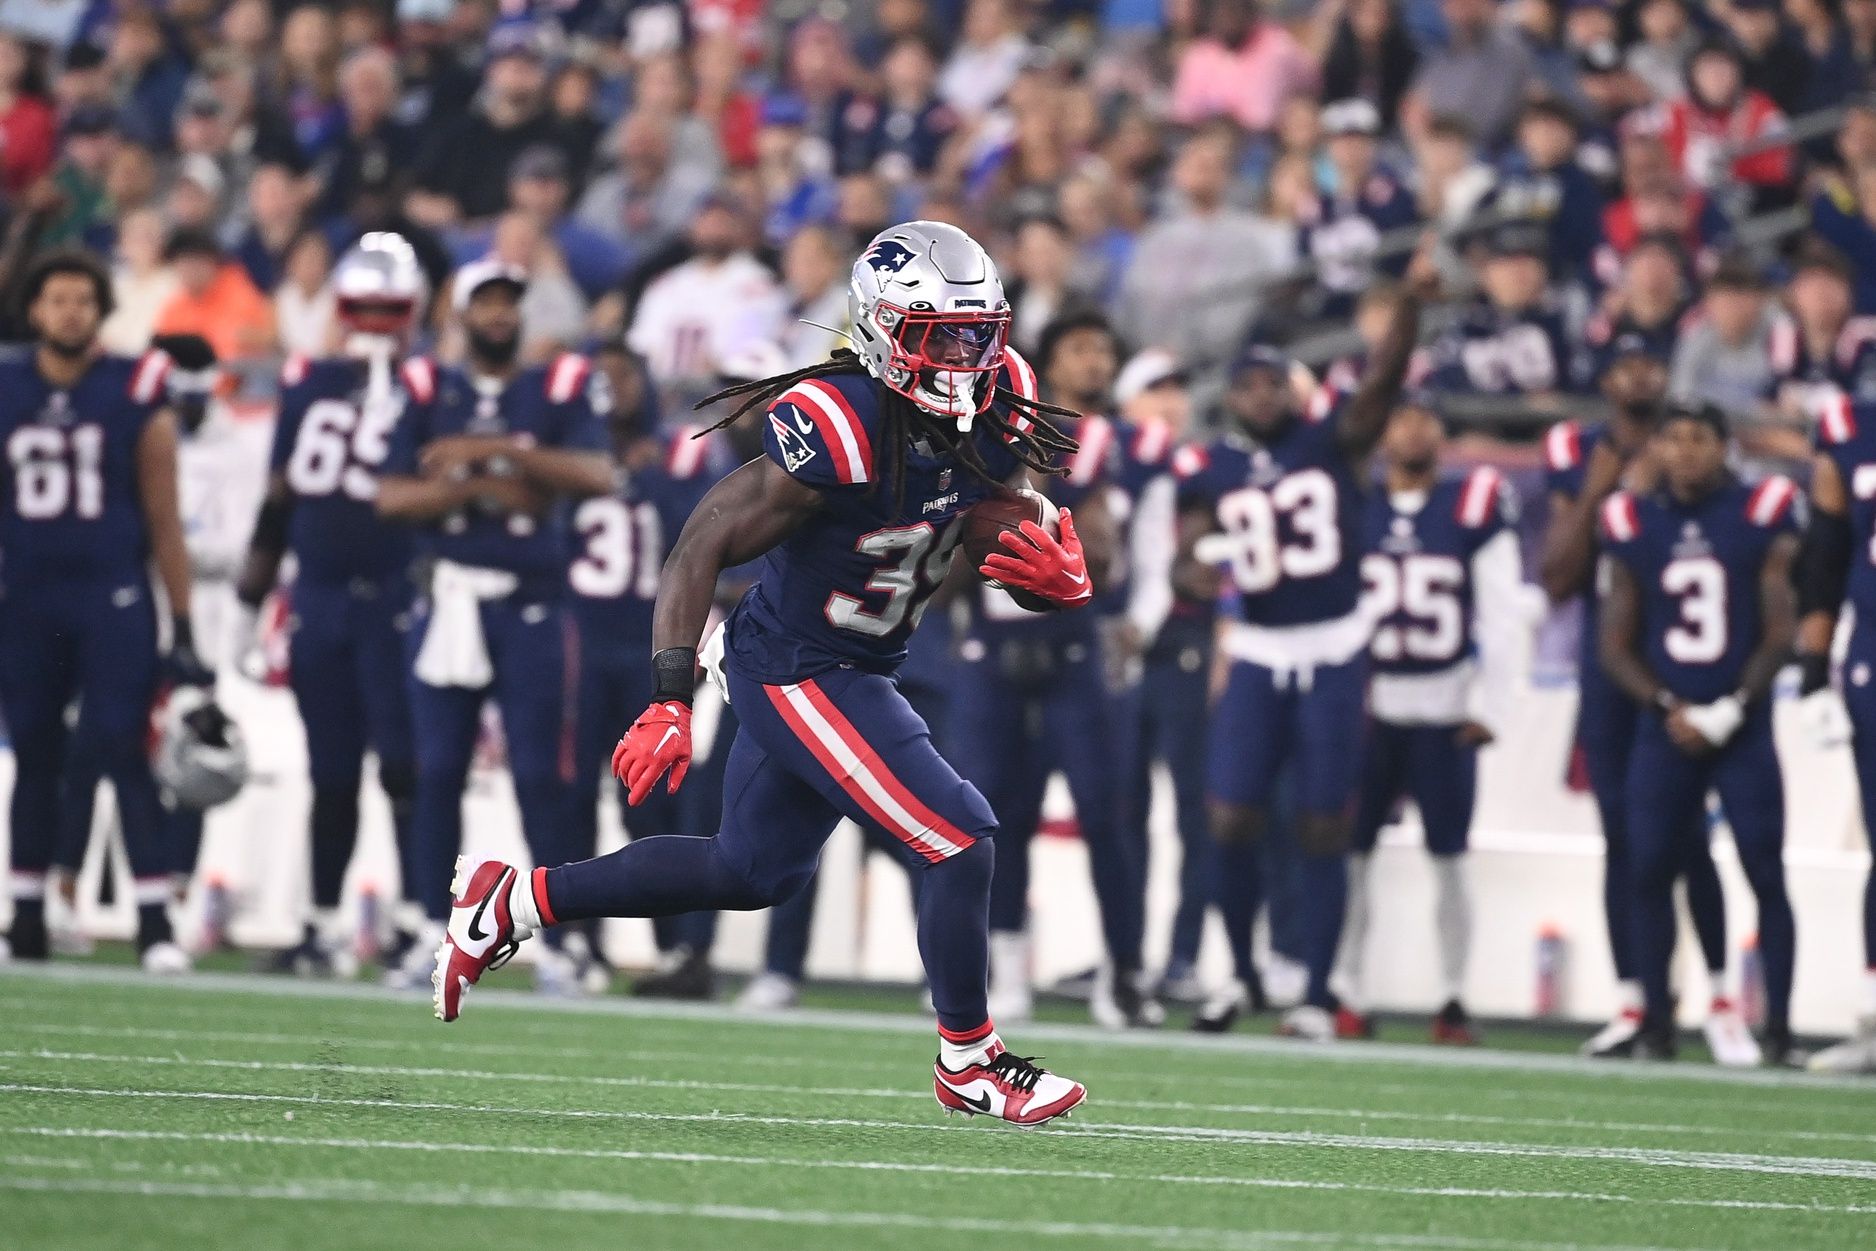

{"left": 385, "top": 352, "right": 609, "bottom": 588}
{"left": 1298, "top": 169, "right": 1419, "bottom": 309}
{"left": 1363, "top": 467, "right": 1512, "bottom": 677}
{"left": 270, "top": 353, "right": 416, "bottom": 584}
{"left": 0, "top": 348, "right": 169, "bottom": 588}
{"left": 1815, "top": 396, "right": 1876, "bottom": 622}
{"left": 727, "top": 356, "right": 1031, "bottom": 684}
{"left": 569, "top": 425, "right": 728, "bottom": 646}
{"left": 1424, "top": 299, "right": 1572, "bottom": 396}
{"left": 1174, "top": 389, "right": 1368, "bottom": 628}
{"left": 1487, "top": 157, "right": 1605, "bottom": 276}
{"left": 1766, "top": 315, "right": 1876, "bottom": 409}
{"left": 1601, "top": 476, "right": 1801, "bottom": 703}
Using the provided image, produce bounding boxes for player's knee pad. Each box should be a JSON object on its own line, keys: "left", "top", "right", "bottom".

{"left": 1296, "top": 812, "right": 1352, "bottom": 857}
{"left": 933, "top": 837, "right": 995, "bottom": 890}
{"left": 1209, "top": 802, "right": 1266, "bottom": 846}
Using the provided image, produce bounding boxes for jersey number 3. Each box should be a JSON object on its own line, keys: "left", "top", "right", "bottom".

{"left": 1662, "top": 556, "right": 1727, "bottom": 664}
{"left": 9, "top": 424, "right": 104, "bottom": 520}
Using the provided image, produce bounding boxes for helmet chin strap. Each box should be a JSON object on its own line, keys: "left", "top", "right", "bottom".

{"left": 345, "top": 332, "right": 400, "bottom": 431}
{"left": 914, "top": 370, "right": 981, "bottom": 432}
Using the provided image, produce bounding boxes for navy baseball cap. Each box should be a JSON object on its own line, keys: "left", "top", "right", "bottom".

{"left": 1230, "top": 344, "right": 1294, "bottom": 380}
{"left": 1596, "top": 331, "right": 1669, "bottom": 380}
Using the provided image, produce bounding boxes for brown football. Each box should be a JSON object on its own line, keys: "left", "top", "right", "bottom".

{"left": 961, "top": 489, "right": 1061, "bottom": 612}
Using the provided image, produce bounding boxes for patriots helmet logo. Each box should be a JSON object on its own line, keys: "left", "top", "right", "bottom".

{"left": 864, "top": 240, "right": 918, "bottom": 276}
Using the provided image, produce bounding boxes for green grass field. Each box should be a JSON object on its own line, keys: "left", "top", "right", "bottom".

{"left": 2, "top": 963, "right": 1874, "bottom": 1250}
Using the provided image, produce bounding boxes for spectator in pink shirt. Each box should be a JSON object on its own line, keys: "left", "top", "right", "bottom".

{"left": 1171, "top": 0, "right": 1319, "bottom": 134}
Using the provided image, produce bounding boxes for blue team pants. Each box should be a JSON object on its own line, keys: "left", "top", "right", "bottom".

{"left": 1127, "top": 616, "right": 1215, "bottom": 969}
{"left": 1352, "top": 719, "right": 1477, "bottom": 856}
{"left": 544, "top": 663, "right": 999, "bottom": 1035}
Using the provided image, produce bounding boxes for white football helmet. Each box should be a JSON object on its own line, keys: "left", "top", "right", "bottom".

{"left": 154, "top": 687, "right": 250, "bottom": 811}
{"left": 847, "top": 221, "right": 1011, "bottom": 431}
{"left": 333, "top": 231, "right": 428, "bottom": 341}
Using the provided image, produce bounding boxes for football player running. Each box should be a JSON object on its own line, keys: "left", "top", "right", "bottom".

{"left": 431, "top": 222, "right": 1095, "bottom": 1126}
{"left": 1176, "top": 270, "right": 1429, "bottom": 1039}
{"left": 1599, "top": 402, "right": 1802, "bottom": 1065}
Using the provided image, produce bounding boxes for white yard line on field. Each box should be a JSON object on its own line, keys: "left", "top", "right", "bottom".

{"left": 0, "top": 1172, "right": 1734, "bottom": 1251}
{"left": 2, "top": 1017, "right": 1847, "bottom": 1124}
{"left": 9, "top": 1126, "right": 1876, "bottom": 1219}
{"left": 5, "top": 1082, "right": 1875, "bottom": 1181}
{"left": 3, "top": 962, "right": 1869, "bottom": 1093}
{"left": 9, "top": 1046, "right": 1876, "bottom": 1150}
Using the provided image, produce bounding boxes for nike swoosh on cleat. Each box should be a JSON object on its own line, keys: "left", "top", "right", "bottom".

{"left": 465, "top": 869, "right": 510, "bottom": 943}
{"left": 957, "top": 1090, "right": 992, "bottom": 1113}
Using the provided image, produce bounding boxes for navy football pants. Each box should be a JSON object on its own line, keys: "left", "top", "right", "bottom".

{"left": 291, "top": 577, "right": 417, "bottom": 913}
{"left": 1578, "top": 674, "right": 1728, "bottom": 983}
{"left": 409, "top": 595, "right": 577, "bottom": 923}
{"left": 1352, "top": 719, "right": 1477, "bottom": 856}
{"left": 1626, "top": 708, "right": 1794, "bottom": 1031}
{"left": 1127, "top": 617, "right": 1214, "bottom": 970}
{"left": 950, "top": 637, "right": 1146, "bottom": 974}
{"left": 544, "top": 664, "right": 1000, "bottom": 1036}
{"left": 0, "top": 577, "right": 167, "bottom": 905}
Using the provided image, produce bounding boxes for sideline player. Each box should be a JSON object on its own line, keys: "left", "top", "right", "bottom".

{"left": 1175, "top": 272, "right": 1427, "bottom": 1039}
{"left": 234, "top": 234, "right": 428, "bottom": 974}
{"left": 378, "top": 258, "right": 614, "bottom": 991}
{"left": 1800, "top": 394, "right": 1876, "bottom": 1073}
{"left": 430, "top": 222, "right": 1095, "bottom": 1126}
{"left": 1333, "top": 395, "right": 1528, "bottom": 1044}
{"left": 0, "top": 251, "right": 209, "bottom": 970}
{"left": 1540, "top": 337, "right": 1743, "bottom": 1060}
{"left": 1599, "top": 402, "right": 1801, "bottom": 1065}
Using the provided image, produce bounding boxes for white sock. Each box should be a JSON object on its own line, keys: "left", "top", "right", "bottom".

{"left": 509, "top": 869, "right": 541, "bottom": 932}
{"left": 395, "top": 901, "right": 429, "bottom": 935}
{"left": 940, "top": 1030, "right": 1001, "bottom": 1070}
{"left": 1331, "top": 852, "right": 1373, "bottom": 1010}
{"left": 1432, "top": 854, "right": 1471, "bottom": 1005}
{"left": 1616, "top": 979, "right": 1643, "bottom": 1015}
{"left": 1709, "top": 969, "right": 1729, "bottom": 1009}
{"left": 311, "top": 907, "right": 346, "bottom": 947}
{"left": 1864, "top": 968, "right": 1876, "bottom": 1017}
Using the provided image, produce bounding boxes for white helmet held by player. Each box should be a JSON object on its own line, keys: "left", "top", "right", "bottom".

{"left": 847, "top": 221, "right": 1012, "bottom": 431}
{"left": 333, "top": 231, "right": 428, "bottom": 346}
{"left": 154, "top": 687, "right": 250, "bottom": 811}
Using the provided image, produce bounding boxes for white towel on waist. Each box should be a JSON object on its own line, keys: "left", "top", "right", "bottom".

{"left": 415, "top": 560, "right": 519, "bottom": 688}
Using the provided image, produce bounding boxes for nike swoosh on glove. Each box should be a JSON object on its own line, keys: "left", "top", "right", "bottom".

{"left": 978, "top": 508, "right": 1094, "bottom": 608}
{"left": 612, "top": 701, "right": 692, "bottom": 806}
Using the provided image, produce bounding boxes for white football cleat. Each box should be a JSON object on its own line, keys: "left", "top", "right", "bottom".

{"left": 934, "top": 1041, "right": 1086, "bottom": 1127}
{"left": 139, "top": 941, "right": 193, "bottom": 975}
{"left": 1277, "top": 1004, "right": 1335, "bottom": 1041}
{"left": 1809, "top": 1017, "right": 1876, "bottom": 1074}
{"left": 1703, "top": 999, "right": 1764, "bottom": 1068}
{"left": 1582, "top": 1007, "right": 1645, "bottom": 1058}
{"left": 735, "top": 971, "right": 801, "bottom": 1012}
{"left": 434, "top": 857, "right": 532, "bottom": 1022}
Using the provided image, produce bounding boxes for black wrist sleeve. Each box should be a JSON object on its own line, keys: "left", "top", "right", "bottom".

{"left": 1797, "top": 510, "right": 1852, "bottom": 618}
{"left": 652, "top": 647, "right": 698, "bottom": 705}
{"left": 1798, "top": 651, "right": 1831, "bottom": 696}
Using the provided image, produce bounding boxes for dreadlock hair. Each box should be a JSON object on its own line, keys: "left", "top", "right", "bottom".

{"left": 694, "top": 348, "right": 1083, "bottom": 514}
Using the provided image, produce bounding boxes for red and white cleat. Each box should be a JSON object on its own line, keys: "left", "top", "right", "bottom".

{"left": 433, "top": 857, "right": 531, "bottom": 1022}
{"left": 934, "top": 1042, "right": 1086, "bottom": 1127}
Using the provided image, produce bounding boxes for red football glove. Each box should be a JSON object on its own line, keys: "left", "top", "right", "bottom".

{"left": 978, "top": 508, "right": 1094, "bottom": 608}
{"left": 611, "top": 701, "right": 693, "bottom": 806}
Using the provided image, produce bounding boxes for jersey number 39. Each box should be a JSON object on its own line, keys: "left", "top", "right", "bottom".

{"left": 827, "top": 521, "right": 962, "bottom": 638}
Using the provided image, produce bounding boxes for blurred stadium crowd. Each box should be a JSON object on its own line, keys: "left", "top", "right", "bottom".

{"left": 1, "top": 0, "right": 1875, "bottom": 1065}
